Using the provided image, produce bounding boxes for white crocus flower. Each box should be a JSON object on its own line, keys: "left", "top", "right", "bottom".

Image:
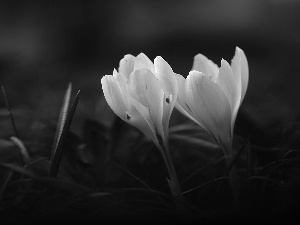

{"left": 175, "top": 47, "right": 249, "bottom": 156}
{"left": 101, "top": 53, "right": 183, "bottom": 200}
{"left": 101, "top": 53, "right": 177, "bottom": 149}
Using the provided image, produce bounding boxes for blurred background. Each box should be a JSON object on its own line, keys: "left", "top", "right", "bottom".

{"left": 1, "top": 0, "right": 300, "bottom": 146}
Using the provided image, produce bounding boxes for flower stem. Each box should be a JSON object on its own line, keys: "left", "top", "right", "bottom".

{"left": 222, "top": 143, "right": 240, "bottom": 206}
{"left": 158, "top": 140, "right": 184, "bottom": 202}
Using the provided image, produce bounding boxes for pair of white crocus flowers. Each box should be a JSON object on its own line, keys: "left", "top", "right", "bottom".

{"left": 101, "top": 48, "right": 248, "bottom": 159}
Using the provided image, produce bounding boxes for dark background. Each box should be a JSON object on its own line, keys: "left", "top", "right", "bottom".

{"left": 1, "top": 0, "right": 300, "bottom": 146}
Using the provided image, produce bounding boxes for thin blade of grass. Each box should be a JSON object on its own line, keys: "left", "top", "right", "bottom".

{"left": 246, "top": 139, "right": 252, "bottom": 177}
{"left": 181, "top": 168, "right": 208, "bottom": 185}
{"left": 281, "top": 149, "right": 300, "bottom": 160}
{"left": 182, "top": 177, "right": 229, "bottom": 195}
{"left": 110, "top": 160, "right": 152, "bottom": 190}
{"left": 37, "top": 176, "right": 89, "bottom": 193}
{"left": 29, "top": 157, "right": 49, "bottom": 166}
{"left": 210, "top": 135, "right": 251, "bottom": 204}
{"left": 51, "top": 83, "right": 72, "bottom": 161}
{"left": 10, "top": 136, "right": 31, "bottom": 166}
{"left": 170, "top": 134, "right": 219, "bottom": 150}
{"left": 225, "top": 135, "right": 251, "bottom": 177}
{"left": 267, "top": 157, "right": 300, "bottom": 175}
{"left": 48, "top": 90, "right": 80, "bottom": 178}
{"left": 1, "top": 86, "right": 19, "bottom": 138}
{"left": 0, "top": 171, "right": 13, "bottom": 204}
{"left": 110, "top": 188, "right": 201, "bottom": 213}
{"left": 0, "top": 163, "right": 35, "bottom": 177}
{"left": 247, "top": 176, "right": 281, "bottom": 184}
{"left": 110, "top": 161, "right": 175, "bottom": 206}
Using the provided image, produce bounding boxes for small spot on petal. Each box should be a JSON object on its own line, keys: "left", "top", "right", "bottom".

{"left": 165, "top": 94, "right": 172, "bottom": 104}
{"left": 126, "top": 112, "right": 132, "bottom": 120}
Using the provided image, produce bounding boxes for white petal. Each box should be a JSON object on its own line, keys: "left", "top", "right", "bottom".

{"left": 154, "top": 56, "right": 178, "bottom": 137}
{"left": 125, "top": 94, "right": 158, "bottom": 145}
{"left": 154, "top": 56, "right": 177, "bottom": 97}
{"left": 230, "top": 47, "right": 242, "bottom": 104}
{"left": 238, "top": 47, "right": 249, "bottom": 103}
{"left": 101, "top": 75, "right": 127, "bottom": 120}
{"left": 231, "top": 47, "right": 249, "bottom": 103}
{"left": 185, "top": 71, "right": 232, "bottom": 145}
{"left": 103, "top": 73, "right": 159, "bottom": 145}
{"left": 118, "top": 54, "right": 135, "bottom": 79}
{"left": 113, "top": 69, "right": 127, "bottom": 84}
{"left": 126, "top": 69, "right": 165, "bottom": 140}
{"left": 134, "top": 53, "right": 156, "bottom": 74}
{"left": 192, "top": 54, "right": 219, "bottom": 81}
{"left": 174, "top": 73, "right": 205, "bottom": 127}
{"left": 216, "top": 59, "right": 239, "bottom": 133}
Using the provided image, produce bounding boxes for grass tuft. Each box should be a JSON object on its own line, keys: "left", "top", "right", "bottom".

{"left": 51, "top": 83, "right": 72, "bottom": 161}
{"left": 1, "top": 86, "right": 19, "bottom": 138}
{"left": 10, "top": 136, "right": 31, "bottom": 166}
{"left": 48, "top": 88, "right": 80, "bottom": 178}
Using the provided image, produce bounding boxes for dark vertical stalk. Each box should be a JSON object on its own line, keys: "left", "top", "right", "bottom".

{"left": 157, "top": 138, "right": 184, "bottom": 202}
{"left": 1, "top": 86, "right": 19, "bottom": 138}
